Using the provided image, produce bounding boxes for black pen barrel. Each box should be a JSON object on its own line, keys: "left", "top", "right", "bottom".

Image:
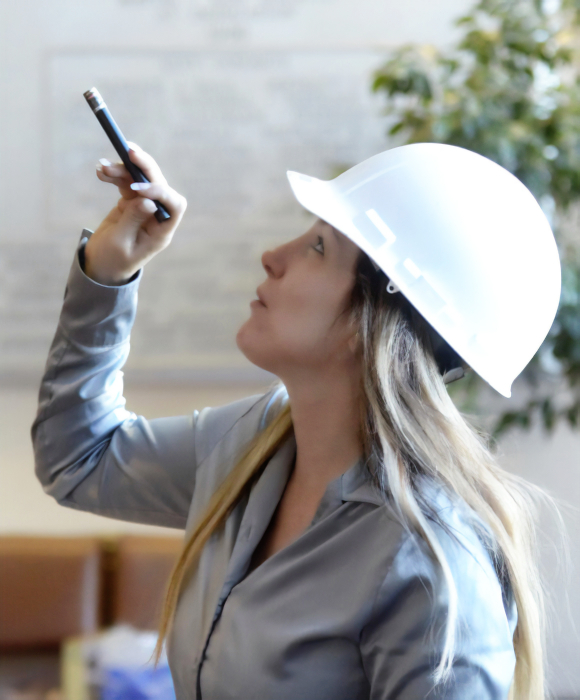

{"left": 94, "top": 107, "right": 147, "bottom": 183}
{"left": 84, "top": 88, "right": 170, "bottom": 223}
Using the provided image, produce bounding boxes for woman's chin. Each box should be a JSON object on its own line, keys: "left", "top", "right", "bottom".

{"left": 236, "top": 326, "right": 260, "bottom": 362}
{"left": 235, "top": 323, "right": 250, "bottom": 353}
{"left": 236, "top": 329, "right": 276, "bottom": 374}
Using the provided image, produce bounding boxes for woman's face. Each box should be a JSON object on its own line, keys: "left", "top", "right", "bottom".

{"left": 236, "top": 218, "right": 362, "bottom": 381}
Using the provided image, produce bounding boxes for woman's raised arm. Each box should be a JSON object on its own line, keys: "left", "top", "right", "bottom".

{"left": 31, "top": 147, "right": 270, "bottom": 528}
{"left": 30, "top": 231, "right": 266, "bottom": 528}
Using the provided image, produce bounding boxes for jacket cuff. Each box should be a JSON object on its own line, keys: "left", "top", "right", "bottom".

{"left": 59, "top": 229, "right": 144, "bottom": 348}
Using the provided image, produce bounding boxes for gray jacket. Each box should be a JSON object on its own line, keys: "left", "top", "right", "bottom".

{"left": 32, "top": 230, "right": 518, "bottom": 700}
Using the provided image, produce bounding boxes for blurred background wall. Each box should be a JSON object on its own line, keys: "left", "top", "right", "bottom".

{"left": 0, "top": 0, "right": 578, "bottom": 696}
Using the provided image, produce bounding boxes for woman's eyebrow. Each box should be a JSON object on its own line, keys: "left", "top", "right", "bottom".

{"left": 320, "top": 222, "right": 342, "bottom": 245}
{"left": 330, "top": 228, "right": 341, "bottom": 244}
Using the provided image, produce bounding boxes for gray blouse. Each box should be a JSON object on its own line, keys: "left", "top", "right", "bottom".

{"left": 32, "top": 230, "right": 518, "bottom": 700}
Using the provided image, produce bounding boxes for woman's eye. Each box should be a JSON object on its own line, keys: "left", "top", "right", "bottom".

{"left": 313, "top": 235, "right": 324, "bottom": 255}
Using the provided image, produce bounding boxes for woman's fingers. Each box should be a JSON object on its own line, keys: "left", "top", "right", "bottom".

{"left": 126, "top": 142, "right": 168, "bottom": 185}
{"left": 96, "top": 145, "right": 168, "bottom": 199}
{"left": 96, "top": 161, "right": 132, "bottom": 184}
{"left": 96, "top": 167, "right": 137, "bottom": 200}
{"left": 129, "top": 181, "right": 187, "bottom": 220}
{"left": 96, "top": 164, "right": 127, "bottom": 181}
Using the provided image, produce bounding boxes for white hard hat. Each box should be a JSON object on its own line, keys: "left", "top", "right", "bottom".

{"left": 287, "top": 143, "right": 561, "bottom": 398}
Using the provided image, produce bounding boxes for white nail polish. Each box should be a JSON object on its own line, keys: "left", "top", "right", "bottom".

{"left": 96, "top": 163, "right": 103, "bottom": 171}
{"left": 99, "top": 158, "right": 112, "bottom": 166}
{"left": 131, "top": 182, "right": 151, "bottom": 190}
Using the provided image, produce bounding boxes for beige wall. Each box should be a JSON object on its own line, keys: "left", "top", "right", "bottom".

{"left": 0, "top": 0, "right": 472, "bottom": 385}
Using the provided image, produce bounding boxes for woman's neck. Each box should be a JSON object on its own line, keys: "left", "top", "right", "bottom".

{"left": 284, "top": 373, "right": 364, "bottom": 491}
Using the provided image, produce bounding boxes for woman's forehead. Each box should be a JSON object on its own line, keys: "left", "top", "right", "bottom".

{"left": 318, "top": 219, "right": 360, "bottom": 256}
{"left": 316, "top": 219, "right": 345, "bottom": 244}
{"left": 317, "top": 218, "right": 337, "bottom": 233}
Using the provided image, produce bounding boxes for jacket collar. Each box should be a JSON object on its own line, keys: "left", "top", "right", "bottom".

{"left": 231, "top": 431, "right": 386, "bottom": 567}
{"left": 339, "top": 454, "right": 386, "bottom": 507}
{"left": 240, "top": 432, "right": 386, "bottom": 543}
{"left": 282, "top": 433, "right": 385, "bottom": 508}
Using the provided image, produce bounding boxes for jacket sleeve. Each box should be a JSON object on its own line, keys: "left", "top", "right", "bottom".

{"left": 360, "top": 525, "right": 518, "bottom": 700}
{"left": 31, "top": 230, "right": 271, "bottom": 529}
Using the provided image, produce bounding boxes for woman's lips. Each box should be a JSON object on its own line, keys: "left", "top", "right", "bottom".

{"left": 255, "top": 288, "right": 267, "bottom": 306}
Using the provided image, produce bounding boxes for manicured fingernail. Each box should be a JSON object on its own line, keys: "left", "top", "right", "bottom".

{"left": 99, "top": 158, "right": 112, "bottom": 166}
{"left": 96, "top": 162, "right": 103, "bottom": 172}
{"left": 127, "top": 141, "right": 139, "bottom": 152}
{"left": 130, "top": 182, "right": 151, "bottom": 190}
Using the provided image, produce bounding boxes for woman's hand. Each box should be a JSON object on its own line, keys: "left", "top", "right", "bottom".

{"left": 84, "top": 143, "right": 187, "bottom": 285}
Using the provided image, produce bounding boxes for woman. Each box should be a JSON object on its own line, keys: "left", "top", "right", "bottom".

{"left": 32, "top": 142, "right": 561, "bottom": 700}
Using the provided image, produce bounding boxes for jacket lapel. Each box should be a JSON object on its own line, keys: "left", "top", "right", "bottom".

{"left": 207, "top": 435, "right": 384, "bottom": 635}
{"left": 213, "top": 432, "right": 297, "bottom": 614}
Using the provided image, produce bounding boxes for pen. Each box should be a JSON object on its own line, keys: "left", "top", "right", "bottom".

{"left": 83, "top": 87, "right": 171, "bottom": 223}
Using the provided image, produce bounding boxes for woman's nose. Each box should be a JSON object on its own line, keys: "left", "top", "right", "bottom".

{"left": 261, "top": 248, "right": 282, "bottom": 278}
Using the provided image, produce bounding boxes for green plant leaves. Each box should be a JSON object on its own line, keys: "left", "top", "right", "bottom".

{"left": 372, "top": 0, "right": 580, "bottom": 435}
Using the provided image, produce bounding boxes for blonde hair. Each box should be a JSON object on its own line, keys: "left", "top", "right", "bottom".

{"left": 154, "top": 250, "right": 566, "bottom": 700}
